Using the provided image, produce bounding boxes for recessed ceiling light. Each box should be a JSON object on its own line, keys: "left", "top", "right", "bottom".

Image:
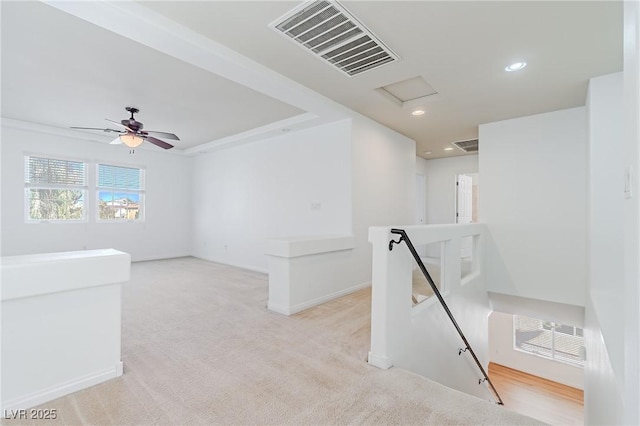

{"left": 423, "top": 150, "right": 432, "bottom": 155}
{"left": 412, "top": 109, "right": 425, "bottom": 116}
{"left": 444, "top": 147, "right": 454, "bottom": 151}
{"left": 505, "top": 62, "right": 527, "bottom": 72}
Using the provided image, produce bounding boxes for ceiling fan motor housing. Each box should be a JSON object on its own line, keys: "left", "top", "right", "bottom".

{"left": 122, "top": 118, "right": 143, "bottom": 132}
{"left": 123, "top": 107, "right": 142, "bottom": 132}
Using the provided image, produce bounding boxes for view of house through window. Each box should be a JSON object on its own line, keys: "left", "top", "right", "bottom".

{"left": 97, "top": 164, "right": 145, "bottom": 220}
{"left": 25, "top": 156, "right": 87, "bottom": 221}
{"left": 514, "top": 315, "right": 585, "bottom": 366}
{"left": 24, "top": 156, "right": 145, "bottom": 222}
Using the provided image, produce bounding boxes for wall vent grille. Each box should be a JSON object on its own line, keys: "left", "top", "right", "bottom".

{"left": 270, "top": 0, "right": 399, "bottom": 77}
{"left": 453, "top": 139, "right": 479, "bottom": 153}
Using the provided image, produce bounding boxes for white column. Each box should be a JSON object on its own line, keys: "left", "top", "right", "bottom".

{"left": 368, "top": 227, "right": 413, "bottom": 369}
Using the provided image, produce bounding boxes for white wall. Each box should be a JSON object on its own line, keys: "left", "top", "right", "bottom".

{"left": 584, "top": 72, "right": 625, "bottom": 424}
{"left": 350, "top": 115, "right": 415, "bottom": 285}
{"left": 258, "top": 114, "right": 415, "bottom": 314}
{"left": 489, "top": 311, "right": 584, "bottom": 389}
{"left": 191, "top": 120, "right": 352, "bottom": 273}
{"left": 191, "top": 115, "right": 415, "bottom": 288}
{"left": 0, "top": 123, "right": 191, "bottom": 261}
{"left": 418, "top": 155, "right": 478, "bottom": 225}
{"left": 409, "top": 283, "right": 493, "bottom": 401}
{"left": 479, "top": 108, "right": 587, "bottom": 307}
{"left": 416, "top": 156, "right": 429, "bottom": 178}
{"left": 416, "top": 157, "right": 428, "bottom": 224}
{"left": 584, "top": 296, "right": 623, "bottom": 425}
{"left": 621, "top": 2, "right": 640, "bottom": 424}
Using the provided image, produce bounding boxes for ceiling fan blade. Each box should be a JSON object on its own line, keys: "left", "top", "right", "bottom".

{"left": 144, "top": 130, "right": 180, "bottom": 141}
{"left": 145, "top": 136, "right": 174, "bottom": 150}
{"left": 105, "top": 118, "right": 134, "bottom": 132}
{"left": 110, "top": 136, "right": 123, "bottom": 145}
{"left": 71, "top": 126, "right": 123, "bottom": 133}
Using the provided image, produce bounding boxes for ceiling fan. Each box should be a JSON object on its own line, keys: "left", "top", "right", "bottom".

{"left": 71, "top": 107, "right": 179, "bottom": 150}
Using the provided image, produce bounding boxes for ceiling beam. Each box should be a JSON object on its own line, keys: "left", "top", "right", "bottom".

{"left": 42, "top": 0, "right": 350, "bottom": 130}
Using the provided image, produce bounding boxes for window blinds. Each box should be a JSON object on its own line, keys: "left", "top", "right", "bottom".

{"left": 98, "top": 164, "right": 144, "bottom": 190}
{"left": 25, "top": 156, "right": 86, "bottom": 186}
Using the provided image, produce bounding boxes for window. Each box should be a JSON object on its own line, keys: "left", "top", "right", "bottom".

{"left": 97, "top": 163, "right": 145, "bottom": 221}
{"left": 25, "top": 155, "right": 87, "bottom": 221}
{"left": 514, "top": 315, "right": 585, "bottom": 366}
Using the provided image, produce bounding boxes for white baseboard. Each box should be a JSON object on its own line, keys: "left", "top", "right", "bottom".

{"left": 368, "top": 352, "right": 393, "bottom": 369}
{"left": 268, "top": 281, "right": 371, "bottom": 316}
{"left": 1, "top": 364, "right": 122, "bottom": 412}
{"left": 191, "top": 254, "right": 268, "bottom": 274}
{"left": 131, "top": 252, "right": 192, "bottom": 263}
{"left": 267, "top": 301, "right": 292, "bottom": 315}
{"left": 288, "top": 281, "right": 371, "bottom": 314}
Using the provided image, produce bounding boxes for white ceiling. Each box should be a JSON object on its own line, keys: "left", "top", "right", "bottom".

{"left": 1, "top": 1, "right": 304, "bottom": 151}
{"left": 1, "top": 1, "right": 623, "bottom": 158}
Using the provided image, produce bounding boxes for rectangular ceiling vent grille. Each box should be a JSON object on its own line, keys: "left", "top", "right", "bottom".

{"left": 270, "top": 0, "right": 399, "bottom": 77}
{"left": 453, "top": 139, "right": 479, "bottom": 153}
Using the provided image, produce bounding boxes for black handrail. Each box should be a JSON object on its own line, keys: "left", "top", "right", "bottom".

{"left": 389, "top": 228, "right": 504, "bottom": 405}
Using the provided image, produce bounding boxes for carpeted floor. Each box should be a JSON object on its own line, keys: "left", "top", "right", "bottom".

{"left": 6, "top": 257, "right": 541, "bottom": 425}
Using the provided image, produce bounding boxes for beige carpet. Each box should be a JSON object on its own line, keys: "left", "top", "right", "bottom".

{"left": 6, "top": 257, "right": 541, "bottom": 425}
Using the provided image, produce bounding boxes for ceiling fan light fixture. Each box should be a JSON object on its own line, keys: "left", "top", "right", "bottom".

{"left": 119, "top": 132, "right": 144, "bottom": 148}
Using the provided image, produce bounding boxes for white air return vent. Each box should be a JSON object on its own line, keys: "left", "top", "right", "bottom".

{"left": 452, "top": 139, "right": 479, "bottom": 153}
{"left": 270, "top": 0, "right": 399, "bottom": 77}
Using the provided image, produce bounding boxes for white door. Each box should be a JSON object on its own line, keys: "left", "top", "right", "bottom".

{"left": 456, "top": 174, "right": 473, "bottom": 258}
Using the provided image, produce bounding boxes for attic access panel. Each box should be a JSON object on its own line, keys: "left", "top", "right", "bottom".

{"left": 270, "top": 0, "right": 399, "bottom": 77}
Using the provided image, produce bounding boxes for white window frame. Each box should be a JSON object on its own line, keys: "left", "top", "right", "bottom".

{"left": 24, "top": 154, "right": 88, "bottom": 223}
{"left": 512, "top": 315, "right": 585, "bottom": 367}
{"left": 96, "top": 162, "right": 145, "bottom": 222}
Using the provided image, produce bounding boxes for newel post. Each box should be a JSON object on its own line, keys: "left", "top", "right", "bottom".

{"left": 368, "top": 226, "right": 413, "bottom": 369}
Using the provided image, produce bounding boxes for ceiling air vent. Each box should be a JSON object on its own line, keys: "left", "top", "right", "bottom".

{"left": 270, "top": 0, "right": 399, "bottom": 77}
{"left": 452, "top": 139, "right": 479, "bottom": 153}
